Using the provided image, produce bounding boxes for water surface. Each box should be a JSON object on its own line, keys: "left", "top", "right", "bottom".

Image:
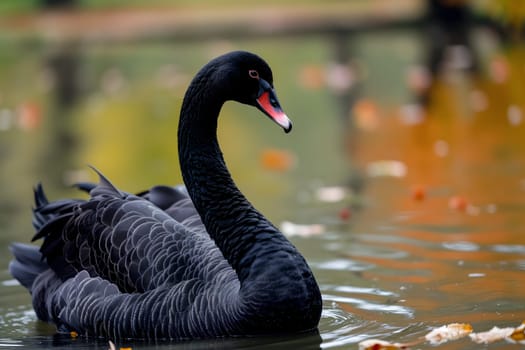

{"left": 1, "top": 33, "right": 524, "bottom": 349}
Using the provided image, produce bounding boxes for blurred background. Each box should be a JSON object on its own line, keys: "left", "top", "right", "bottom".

{"left": 0, "top": 0, "right": 524, "bottom": 349}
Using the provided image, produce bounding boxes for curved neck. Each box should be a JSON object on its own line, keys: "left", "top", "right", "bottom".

{"left": 178, "top": 77, "right": 278, "bottom": 281}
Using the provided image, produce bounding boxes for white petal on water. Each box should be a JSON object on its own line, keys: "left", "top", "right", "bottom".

{"left": 280, "top": 221, "right": 325, "bottom": 237}
{"left": 366, "top": 160, "right": 407, "bottom": 178}
{"left": 315, "top": 186, "right": 347, "bottom": 202}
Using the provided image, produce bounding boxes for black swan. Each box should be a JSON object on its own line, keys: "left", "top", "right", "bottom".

{"left": 9, "top": 51, "right": 322, "bottom": 340}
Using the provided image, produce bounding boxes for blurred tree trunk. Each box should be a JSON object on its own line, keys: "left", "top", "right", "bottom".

{"left": 38, "top": 43, "right": 82, "bottom": 193}
{"left": 41, "top": 0, "right": 77, "bottom": 9}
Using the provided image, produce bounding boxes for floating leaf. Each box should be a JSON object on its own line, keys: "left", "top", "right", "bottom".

{"left": 315, "top": 186, "right": 347, "bottom": 203}
{"left": 507, "top": 105, "right": 523, "bottom": 126}
{"left": 433, "top": 140, "right": 449, "bottom": 157}
{"left": 358, "top": 339, "right": 410, "bottom": 350}
{"left": 399, "top": 103, "right": 425, "bottom": 125}
{"left": 470, "top": 322, "right": 525, "bottom": 344}
{"left": 338, "top": 207, "right": 351, "bottom": 221}
{"left": 411, "top": 185, "right": 426, "bottom": 201}
{"left": 470, "top": 326, "right": 514, "bottom": 344}
{"left": 509, "top": 322, "right": 525, "bottom": 343}
{"left": 359, "top": 323, "right": 525, "bottom": 348}
{"left": 353, "top": 98, "right": 380, "bottom": 131}
{"left": 366, "top": 160, "right": 407, "bottom": 178}
{"left": 424, "top": 323, "right": 473, "bottom": 345}
{"left": 448, "top": 196, "right": 468, "bottom": 211}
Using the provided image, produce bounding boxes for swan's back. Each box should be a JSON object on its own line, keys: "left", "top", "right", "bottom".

{"left": 35, "top": 174, "right": 227, "bottom": 293}
{"left": 12, "top": 173, "right": 246, "bottom": 339}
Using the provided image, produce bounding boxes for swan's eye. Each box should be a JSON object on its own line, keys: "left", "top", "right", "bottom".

{"left": 248, "top": 70, "right": 259, "bottom": 79}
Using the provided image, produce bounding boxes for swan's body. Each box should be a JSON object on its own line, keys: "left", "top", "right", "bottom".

{"left": 9, "top": 51, "right": 322, "bottom": 340}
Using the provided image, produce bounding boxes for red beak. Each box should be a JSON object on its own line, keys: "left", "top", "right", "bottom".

{"left": 255, "top": 79, "right": 292, "bottom": 133}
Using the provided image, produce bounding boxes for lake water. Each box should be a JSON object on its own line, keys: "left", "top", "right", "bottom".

{"left": 1, "top": 31, "right": 524, "bottom": 349}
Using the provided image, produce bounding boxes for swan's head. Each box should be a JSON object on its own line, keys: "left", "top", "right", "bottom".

{"left": 210, "top": 51, "right": 292, "bottom": 133}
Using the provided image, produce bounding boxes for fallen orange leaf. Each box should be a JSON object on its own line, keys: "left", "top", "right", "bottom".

{"left": 448, "top": 196, "right": 468, "bottom": 211}
{"left": 339, "top": 207, "right": 351, "bottom": 221}
{"left": 358, "top": 339, "right": 410, "bottom": 350}
{"left": 470, "top": 322, "right": 525, "bottom": 344}
{"left": 425, "top": 323, "right": 473, "bottom": 345}
{"left": 411, "top": 185, "right": 426, "bottom": 201}
{"left": 353, "top": 99, "right": 380, "bottom": 131}
{"left": 260, "top": 149, "right": 296, "bottom": 172}
{"left": 360, "top": 322, "right": 525, "bottom": 348}
{"left": 509, "top": 322, "right": 525, "bottom": 342}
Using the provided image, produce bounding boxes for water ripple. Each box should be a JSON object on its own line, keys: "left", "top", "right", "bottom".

{"left": 442, "top": 241, "right": 480, "bottom": 252}
{"left": 324, "top": 294, "right": 413, "bottom": 316}
{"left": 329, "top": 285, "right": 397, "bottom": 297}
{"left": 492, "top": 244, "right": 525, "bottom": 254}
{"left": 321, "top": 283, "right": 413, "bottom": 318}
{"left": 0, "top": 306, "right": 38, "bottom": 337}
{"left": 0, "top": 339, "right": 22, "bottom": 347}
{"left": 320, "top": 304, "right": 424, "bottom": 349}
{"left": 0, "top": 280, "right": 20, "bottom": 287}
{"left": 320, "top": 305, "right": 369, "bottom": 348}
{"left": 315, "top": 259, "right": 373, "bottom": 271}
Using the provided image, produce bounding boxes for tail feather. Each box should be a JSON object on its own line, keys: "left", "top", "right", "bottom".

{"left": 14, "top": 184, "right": 82, "bottom": 290}
{"left": 32, "top": 183, "right": 50, "bottom": 231}
{"left": 33, "top": 183, "right": 49, "bottom": 208}
{"left": 11, "top": 171, "right": 124, "bottom": 297}
{"left": 8, "top": 243, "right": 47, "bottom": 290}
{"left": 88, "top": 165, "right": 124, "bottom": 198}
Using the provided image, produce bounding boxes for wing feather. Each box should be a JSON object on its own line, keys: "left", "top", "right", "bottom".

{"left": 15, "top": 170, "right": 241, "bottom": 338}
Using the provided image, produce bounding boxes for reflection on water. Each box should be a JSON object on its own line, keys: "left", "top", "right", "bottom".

{"left": 1, "top": 18, "right": 525, "bottom": 350}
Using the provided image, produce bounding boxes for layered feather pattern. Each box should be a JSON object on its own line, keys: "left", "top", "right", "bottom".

{"left": 22, "top": 171, "right": 243, "bottom": 339}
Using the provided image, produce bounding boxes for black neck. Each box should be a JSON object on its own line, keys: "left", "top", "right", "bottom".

{"left": 177, "top": 67, "right": 321, "bottom": 329}
{"left": 178, "top": 76, "right": 289, "bottom": 283}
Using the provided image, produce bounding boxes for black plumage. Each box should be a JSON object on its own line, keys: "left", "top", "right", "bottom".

{"left": 9, "top": 51, "right": 322, "bottom": 340}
